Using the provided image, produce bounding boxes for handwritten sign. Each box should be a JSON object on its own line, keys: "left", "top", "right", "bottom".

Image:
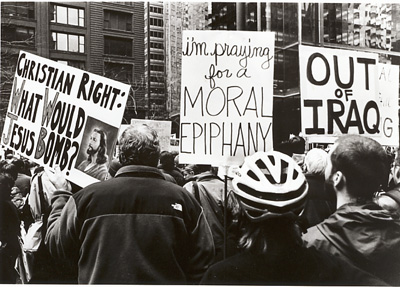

{"left": 180, "top": 31, "right": 275, "bottom": 166}
{"left": 1, "top": 51, "right": 130, "bottom": 187}
{"left": 130, "top": 119, "right": 172, "bottom": 152}
{"left": 300, "top": 45, "right": 398, "bottom": 146}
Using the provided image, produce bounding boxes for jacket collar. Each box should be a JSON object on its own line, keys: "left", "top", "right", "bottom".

{"left": 115, "top": 165, "right": 165, "bottom": 180}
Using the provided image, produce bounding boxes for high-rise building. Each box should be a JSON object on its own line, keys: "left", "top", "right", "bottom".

{"left": 164, "top": 2, "right": 210, "bottom": 135}
{"left": 0, "top": 1, "right": 146, "bottom": 133}
{"left": 144, "top": 1, "right": 166, "bottom": 120}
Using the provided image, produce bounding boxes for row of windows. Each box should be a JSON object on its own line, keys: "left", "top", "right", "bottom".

{"left": 1, "top": 2, "right": 34, "bottom": 19}
{"left": 150, "top": 42, "right": 164, "bottom": 49}
{"left": 51, "top": 32, "right": 85, "bottom": 53}
{"left": 104, "top": 10, "right": 132, "bottom": 31}
{"left": 150, "top": 31, "right": 163, "bottom": 38}
{"left": 150, "top": 65, "right": 164, "bottom": 72}
{"left": 150, "top": 53, "right": 164, "bottom": 60}
{"left": 150, "top": 76, "right": 164, "bottom": 82}
{"left": 50, "top": 4, "right": 84, "bottom": 27}
{"left": 1, "top": 25, "right": 35, "bottom": 45}
{"left": 150, "top": 6, "right": 163, "bottom": 14}
{"left": 150, "top": 17, "right": 163, "bottom": 27}
{"left": 104, "top": 36, "right": 132, "bottom": 57}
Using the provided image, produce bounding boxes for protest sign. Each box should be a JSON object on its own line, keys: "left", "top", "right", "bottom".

{"left": 300, "top": 45, "right": 398, "bottom": 146}
{"left": 180, "top": 31, "right": 275, "bottom": 166}
{"left": 1, "top": 51, "right": 130, "bottom": 187}
{"left": 130, "top": 119, "right": 172, "bottom": 152}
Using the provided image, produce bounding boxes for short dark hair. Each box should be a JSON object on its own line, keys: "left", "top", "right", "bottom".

{"left": 118, "top": 124, "right": 160, "bottom": 167}
{"left": 330, "top": 135, "right": 389, "bottom": 199}
{"left": 1, "top": 163, "right": 18, "bottom": 181}
{"left": 0, "top": 173, "right": 15, "bottom": 200}
{"left": 159, "top": 151, "right": 175, "bottom": 171}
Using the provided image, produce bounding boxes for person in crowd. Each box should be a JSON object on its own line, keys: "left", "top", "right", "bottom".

{"left": 0, "top": 173, "right": 20, "bottom": 283}
{"left": 374, "top": 147, "right": 400, "bottom": 214}
{"left": 45, "top": 123, "right": 214, "bottom": 284}
{"left": 77, "top": 128, "right": 109, "bottom": 181}
{"left": 104, "top": 158, "right": 122, "bottom": 180}
{"left": 182, "top": 164, "right": 198, "bottom": 183}
{"left": 11, "top": 158, "right": 31, "bottom": 197}
{"left": 1, "top": 162, "right": 18, "bottom": 181}
{"left": 303, "top": 135, "right": 400, "bottom": 285}
{"left": 183, "top": 164, "right": 240, "bottom": 263}
{"left": 298, "top": 148, "right": 336, "bottom": 230}
{"left": 158, "top": 151, "right": 185, "bottom": 186}
{"left": 201, "top": 151, "right": 387, "bottom": 285}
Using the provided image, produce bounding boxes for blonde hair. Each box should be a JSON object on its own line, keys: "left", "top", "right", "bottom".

{"left": 304, "top": 148, "right": 327, "bottom": 176}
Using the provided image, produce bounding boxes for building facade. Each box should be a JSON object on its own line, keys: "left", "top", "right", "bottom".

{"left": 0, "top": 1, "right": 146, "bottom": 133}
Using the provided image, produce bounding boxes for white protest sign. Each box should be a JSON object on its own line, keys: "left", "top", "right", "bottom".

{"left": 377, "top": 63, "right": 399, "bottom": 146}
{"left": 300, "top": 45, "right": 397, "bottom": 145}
{"left": 180, "top": 31, "right": 275, "bottom": 166}
{"left": 1, "top": 51, "right": 130, "bottom": 187}
{"left": 130, "top": 119, "right": 172, "bottom": 152}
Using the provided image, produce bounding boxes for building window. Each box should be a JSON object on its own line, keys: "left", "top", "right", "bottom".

{"left": 51, "top": 32, "right": 85, "bottom": 53}
{"left": 150, "top": 6, "right": 163, "bottom": 14}
{"left": 1, "top": 2, "right": 34, "bottom": 19}
{"left": 150, "top": 64, "right": 164, "bottom": 72}
{"left": 50, "top": 4, "right": 84, "bottom": 27}
{"left": 150, "top": 53, "right": 164, "bottom": 61}
{"left": 150, "top": 17, "right": 163, "bottom": 27}
{"left": 323, "top": 3, "right": 400, "bottom": 52}
{"left": 150, "top": 42, "right": 164, "bottom": 49}
{"left": 1, "top": 25, "right": 35, "bottom": 45}
{"left": 104, "top": 36, "right": 132, "bottom": 57}
{"left": 104, "top": 10, "right": 132, "bottom": 31}
{"left": 150, "top": 31, "right": 163, "bottom": 38}
{"left": 56, "top": 59, "right": 86, "bottom": 70}
{"left": 104, "top": 62, "right": 133, "bottom": 83}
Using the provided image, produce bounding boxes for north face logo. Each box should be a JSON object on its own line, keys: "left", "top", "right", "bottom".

{"left": 171, "top": 203, "right": 182, "bottom": 212}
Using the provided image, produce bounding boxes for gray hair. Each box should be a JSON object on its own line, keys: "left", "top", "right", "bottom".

{"left": 118, "top": 124, "right": 160, "bottom": 167}
{"left": 304, "top": 148, "right": 327, "bottom": 176}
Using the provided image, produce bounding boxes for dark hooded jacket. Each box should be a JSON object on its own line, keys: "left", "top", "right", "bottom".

{"left": 303, "top": 202, "right": 400, "bottom": 285}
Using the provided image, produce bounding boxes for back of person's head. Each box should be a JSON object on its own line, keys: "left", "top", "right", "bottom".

{"left": 159, "top": 151, "right": 175, "bottom": 171}
{"left": 107, "top": 158, "right": 122, "bottom": 178}
{"left": 331, "top": 135, "right": 389, "bottom": 199}
{"left": 196, "top": 164, "right": 212, "bottom": 174}
{"left": 232, "top": 151, "right": 308, "bottom": 253}
{"left": 1, "top": 163, "right": 18, "bottom": 181}
{"left": 0, "top": 173, "right": 15, "bottom": 201}
{"left": 11, "top": 158, "right": 25, "bottom": 173}
{"left": 118, "top": 124, "right": 160, "bottom": 167}
{"left": 304, "top": 148, "right": 327, "bottom": 176}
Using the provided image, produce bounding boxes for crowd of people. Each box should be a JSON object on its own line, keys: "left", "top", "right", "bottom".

{"left": 1, "top": 125, "right": 400, "bottom": 285}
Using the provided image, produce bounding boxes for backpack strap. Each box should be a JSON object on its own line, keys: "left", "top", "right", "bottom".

{"left": 192, "top": 181, "right": 201, "bottom": 206}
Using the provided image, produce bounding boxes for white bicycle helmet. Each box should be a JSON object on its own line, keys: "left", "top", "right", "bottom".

{"left": 232, "top": 151, "right": 308, "bottom": 222}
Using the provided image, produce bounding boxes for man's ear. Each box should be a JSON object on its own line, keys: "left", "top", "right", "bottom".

{"left": 333, "top": 171, "right": 346, "bottom": 189}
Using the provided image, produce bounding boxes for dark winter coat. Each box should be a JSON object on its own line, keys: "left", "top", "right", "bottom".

{"left": 45, "top": 165, "right": 214, "bottom": 284}
{"left": 303, "top": 202, "right": 400, "bottom": 285}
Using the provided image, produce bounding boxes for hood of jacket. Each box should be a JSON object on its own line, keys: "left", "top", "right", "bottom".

{"left": 317, "top": 202, "right": 400, "bottom": 265}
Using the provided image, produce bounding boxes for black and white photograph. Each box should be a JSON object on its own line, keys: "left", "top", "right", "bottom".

{"left": 1, "top": 1, "right": 400, "bottom": 285}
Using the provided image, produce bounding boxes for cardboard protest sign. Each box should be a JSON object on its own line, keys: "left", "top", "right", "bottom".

{"left": 180, "top": 31, "right": 275, "bottom": 166}
{"left": 1, "top": 51, "right": 130, "bottom": 187}
{"left": 377, "top": 63, "right": 399, "bottom": 146}
{"left": 130, "top": 119, "right": 172, "bottom": 152}
{"left": 300, "top": 45, "right": 398, "bottom": 146}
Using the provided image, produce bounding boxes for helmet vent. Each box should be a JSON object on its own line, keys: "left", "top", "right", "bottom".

{"left": 247, "top": 170, "right": 259, "bottom": 181}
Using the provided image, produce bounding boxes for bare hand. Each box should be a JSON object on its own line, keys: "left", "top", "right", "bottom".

{"left": 44, "top": 166, "right": 72, "bottom": 192}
